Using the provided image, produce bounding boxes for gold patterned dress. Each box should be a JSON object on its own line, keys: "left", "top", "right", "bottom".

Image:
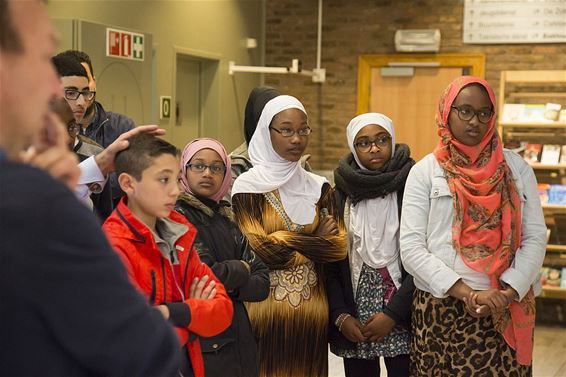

{"left": 232, "top": 183, "right": 347, "bottom": 377}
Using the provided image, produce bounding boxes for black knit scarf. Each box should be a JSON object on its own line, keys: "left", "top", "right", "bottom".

{"left": 334, "top": 144, "right": 415, "bottom": 205}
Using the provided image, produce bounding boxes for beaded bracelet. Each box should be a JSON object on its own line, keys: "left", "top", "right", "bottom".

{"left": 334, "top": 313, "right": 348, "bottom": 327}
{"left": 336, "top": 313, "right": 351, "bottom": 332}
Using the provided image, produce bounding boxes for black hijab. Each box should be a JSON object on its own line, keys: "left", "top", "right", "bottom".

{"left": 244, "top": 86, "right": 280, "bottom": 145}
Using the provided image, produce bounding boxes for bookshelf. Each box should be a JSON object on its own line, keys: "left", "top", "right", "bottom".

{"left": 540, "top": 286, "right": 566, "bottom": 300}
{"left": 530, "top": 163, "right": 566, "bottom": 171}
{"left": 542, "top": 204, "right": 566, "bottom": 212}
{"left": 499, "top": 70, "right": 566, "bottom": 307}
{"left": 501, "top": 122, "right": 566, "bottom": 129}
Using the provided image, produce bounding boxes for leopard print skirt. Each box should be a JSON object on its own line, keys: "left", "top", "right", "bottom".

{"left": 411, "top": 289, "right": 532, "bottom": 377}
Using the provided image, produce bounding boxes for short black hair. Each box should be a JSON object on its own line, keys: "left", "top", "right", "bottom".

{"left": 115, "top": 134, "right": 179, "bottom": 180}
{"left": 59, "top": 50, "right": 94, "bottom": 77}
{"left": 52, "top": 53, "right": 88, "bottom": 79}
{"left": 0, "top": 0, "right": 23, "bottom": 52}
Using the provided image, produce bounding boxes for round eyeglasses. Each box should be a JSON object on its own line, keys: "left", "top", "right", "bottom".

{"left": 269, "top": 126, "right": 312, "bottom": 137}
{"left": 450, "top": 106, "right": 493, "bottom": 124}
{"left": 186, "top": 163, "right": 226, "bottom": 175}
{"left": 354, "top": 135, "right": 391, "bottom": 153}
{"left": 64, "top": 89, "right": 96, "bottom": 101}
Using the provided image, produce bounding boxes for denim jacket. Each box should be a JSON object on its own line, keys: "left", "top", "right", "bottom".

{"left": 400, "top": 150, "right": 547, "bottom": 300}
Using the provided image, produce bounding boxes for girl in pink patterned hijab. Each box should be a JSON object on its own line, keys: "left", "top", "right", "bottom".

{"left": 179, "top": 138, "right": 232, "bottom": 202}
{"left": 176, "top": 137, "right": 270, "bottom": 377}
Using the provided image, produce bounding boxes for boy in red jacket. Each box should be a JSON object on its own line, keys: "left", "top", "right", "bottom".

{"left": 103, "top": 134, "right": 233, "bottom": 377}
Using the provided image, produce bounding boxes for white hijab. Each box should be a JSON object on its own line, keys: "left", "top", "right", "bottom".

{"left": 232, "top": 95, "right": 327, "bottom": 225}
{"left": 347, "top": 113, "right": 400, "bottom": 270}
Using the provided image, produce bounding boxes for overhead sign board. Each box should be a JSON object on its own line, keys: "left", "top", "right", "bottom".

{"left": 106, "top": 27, "right": 144, "bottom": 61}
{"left": 464, "top": 0, "right": 566, "bottom": 44}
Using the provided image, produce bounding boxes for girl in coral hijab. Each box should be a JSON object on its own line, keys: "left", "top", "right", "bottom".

{"left": 400, "top": 76, "right": 546, "bottom": 376}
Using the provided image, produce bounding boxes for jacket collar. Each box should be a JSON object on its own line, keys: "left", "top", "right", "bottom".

{"left": 177, "top": 192, "right": 233, "bottom": 220}
{"left": 86, "top": 101, "right": 109, "bottom": 133}
{"left": 114, "top": 197, "right": 189, "bottom": 243}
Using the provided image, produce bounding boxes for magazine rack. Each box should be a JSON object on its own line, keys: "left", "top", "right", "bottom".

{"left": 499, "top": 70, "right": 566, "bottom": 304}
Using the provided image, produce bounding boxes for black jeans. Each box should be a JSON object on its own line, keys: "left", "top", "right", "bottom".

{"left": 343, "top": 354, "right": 410, "bottom": 377}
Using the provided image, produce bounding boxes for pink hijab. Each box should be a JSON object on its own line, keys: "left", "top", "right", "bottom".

{"left": 180, "top": 138, "right": 232, "bottom": 202}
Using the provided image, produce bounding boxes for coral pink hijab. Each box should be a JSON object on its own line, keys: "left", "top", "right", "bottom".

{"left": 434, "top": 76, "right": 534, "bottom": 365}
{"left": 180, "top": 138, "right": 232, "bottom": 203}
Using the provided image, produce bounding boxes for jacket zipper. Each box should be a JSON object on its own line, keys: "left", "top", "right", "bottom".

{"left": 160, "top": 259, "right": 167, "bottom": 301}
{"left": 149, "top": 270, "right": 156, "bottom": 305}
{"left": 182, "top": 239, "right": 195, "bottom": 289}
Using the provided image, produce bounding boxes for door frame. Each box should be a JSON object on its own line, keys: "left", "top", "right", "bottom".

{"left": 357, "top": 53, "right": 485, "bottom": 114}
{"left": 172, "top": 46, "right": 221, "bottom": 138}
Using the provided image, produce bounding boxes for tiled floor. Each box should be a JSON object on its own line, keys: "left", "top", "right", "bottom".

{"left": 328, "top": 325, "right": 566, "bottom": 377}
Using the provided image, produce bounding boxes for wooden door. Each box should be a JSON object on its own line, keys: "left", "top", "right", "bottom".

{"left": 357, "top": 54, "right": 485, "bottom": 162}
{"left": 370, "top": 67, "right": 462, "bottom": 161}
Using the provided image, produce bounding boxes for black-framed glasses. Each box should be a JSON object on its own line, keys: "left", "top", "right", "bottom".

{"left": 450, "top": 105, "right": 493, "bottom": 124}
{"left": 269, "top": 126, "right": 312, "bottom": 137}
{"left": 354, "top": 135, "right": 391, "bottom": 153}
{"left": 64, "top": 89, "right": 96, "bottom": 101}
{"left": 186, "top": 163, "right": 226, "bottom": 175}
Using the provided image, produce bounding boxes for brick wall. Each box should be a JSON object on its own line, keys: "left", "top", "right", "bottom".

{"left": 265, "top": 0, "right": 566, "bottom": 169}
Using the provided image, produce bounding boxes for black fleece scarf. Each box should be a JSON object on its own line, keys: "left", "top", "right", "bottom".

{"left": 334, "top": 144, "right": 415, "bottom": 205}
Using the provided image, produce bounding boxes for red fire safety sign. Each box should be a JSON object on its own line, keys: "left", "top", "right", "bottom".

{"left": 106, "top": 28, "right": 144, "bottom": 61}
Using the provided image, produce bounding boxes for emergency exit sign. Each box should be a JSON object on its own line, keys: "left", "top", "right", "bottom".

{"left": 106, "top": 28, "right": 144, "bottom": 61}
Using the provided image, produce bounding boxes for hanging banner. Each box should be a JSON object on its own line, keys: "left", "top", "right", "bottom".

{"left": 464, "top": 0, "right": 566, "bottom": 44}
{"left": 106, "top": 27, "right": 145, "bottom": 61}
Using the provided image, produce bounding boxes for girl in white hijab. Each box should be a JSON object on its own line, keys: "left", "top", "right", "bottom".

{"left": 328, "top": 113, "right": 415, "bottom": 377}
{"left": 232, "top": 95, "right": 347, "bottom": 377}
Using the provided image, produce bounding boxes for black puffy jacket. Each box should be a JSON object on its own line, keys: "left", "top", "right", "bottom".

{"left": 175, "top": 193, "right": 269, "bottom": 377}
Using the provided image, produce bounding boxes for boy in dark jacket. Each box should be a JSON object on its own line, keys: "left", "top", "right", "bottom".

{"left": 103, "top": 134, "right": 233, "bottom": 377}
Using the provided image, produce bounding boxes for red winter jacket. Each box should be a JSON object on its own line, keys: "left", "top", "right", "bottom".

{"left": 103, "top": 198, "right": 233, "bottom": 377}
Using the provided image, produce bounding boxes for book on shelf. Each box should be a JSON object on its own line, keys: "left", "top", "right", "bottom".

{"left": 546, "top": 228, "right": 551, "bottom": 243}
{"left": 523, "top": 144, "right": 542, "bottom": 163}
{"left": 501, "top": 104, "right": 525, "bottom": 123}
{"left": 544, "top": 103, "right": 562, "bottom": 122}
{"left": 522, "top": 104, "right": 547, "bottom": 122}
{"left": 549, "top": 185, "right": 566, "bottom": 205}
{"left": 540, "top": 144, "right": 561, "bottom": 165}
{"left": 538, "top": 183, "right": 550, "bottom": 204}
{"left": 561, "top": 146, "right": 566, "bottom": 164}
{"left": 541, "top": 266, "right": 562, "bottom": 287}
{"left": 504, "top": 140, "right": 527, "bottom": 156}
{"left": 553, "top": 213, "right": 566, "bottom": 244}
{"left": 501, "top": 103, "right": 562, "bottom": 123}
{"left": 562, "top": 268, "right": 566, "bottom": 289}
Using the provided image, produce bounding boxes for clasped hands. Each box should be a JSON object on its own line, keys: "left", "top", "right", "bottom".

{"left": 339, "top": 312, "right": 396, "bottom": 344}
{"left": 463, "top": 287, "right": 517, "bottom": 318}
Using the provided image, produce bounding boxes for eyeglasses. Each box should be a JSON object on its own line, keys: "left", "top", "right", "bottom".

{"left": 186, "top": 163, "right": 226, "bottom": 175}
{"left": 354, "top": 135, "right": 391, "bottom": 153}
{"left": 450, "top": 106, "right": 493, "bottom": 124}
{"left": 64, "top": 89, "right": 96, "bottom": 101}
{"left": 269, "top": 126, "right": 312, "bottom": 137}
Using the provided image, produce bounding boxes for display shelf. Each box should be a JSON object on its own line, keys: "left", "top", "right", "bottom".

{"left": 500, "top": 71, "right": 566, "bottom": 302}
{"left": 530, "top": 163, "right": 566, "bottom": 170}
{"left": 500, "top": 122, "right": 566, "bottom": 129}
{"left": 547, "top": 244, "right": 566, "bottom": 253}
{"left": 540, "top": 286, "right": 566, "bottom": 300}
{"left": 542, "top": 204, "right": 566, "bottom": 212}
